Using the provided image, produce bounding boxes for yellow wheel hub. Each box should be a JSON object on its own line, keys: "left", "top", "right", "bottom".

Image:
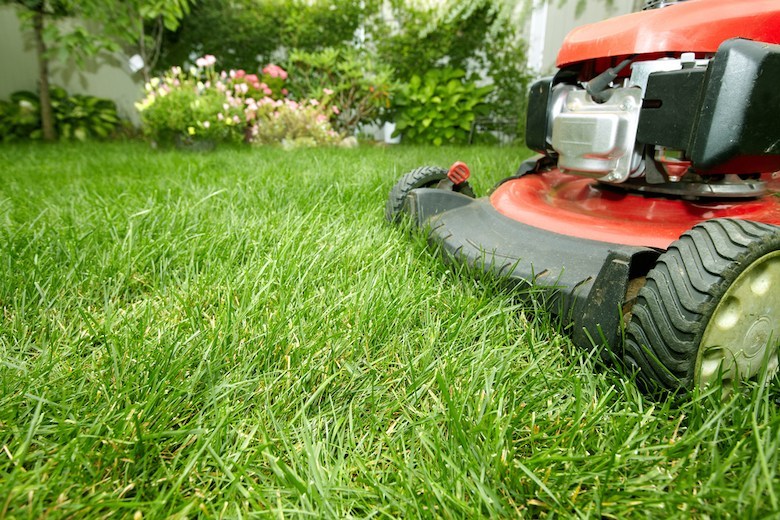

{"left": 696, "top": 251, "right": 780, "bottom": 388}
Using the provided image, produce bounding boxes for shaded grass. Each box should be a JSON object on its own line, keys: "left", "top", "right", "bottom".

{"left": 0, "top": 142, "right": 778, "bottom": 518}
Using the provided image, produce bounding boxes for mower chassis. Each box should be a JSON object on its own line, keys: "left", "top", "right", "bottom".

{"left": 405, "top": 186, "right": 659, "bottom": 355}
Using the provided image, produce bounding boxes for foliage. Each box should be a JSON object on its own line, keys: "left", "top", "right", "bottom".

{"left": 370, "top": 0, "right": 530, "bottom": 138}
{"left": 157, "top": 0, "right": 376, "bottom": 73}
{"left": 0, "top": 87, "right": 120, "bottom": 142}
{"left": 4, "top": 0, "right": 193, "bottom": 70}
{"left": 286, "top": 48, "right": 397, "bottom": 135}
{"left": 136, "top": 56, "right": 340, "bottom": 146}
{"left": 392, "top": 68, "right": 493, "bottom": 145}
{"left": 250, "top": 98, "right": 341, "bottom": 148}
{"left": 370, "top": 1, "right": 498, "bottom": 83}
{"left": 0, "top": 92, "right": 40, "bottom": 141}
{"left": 483, "top": 28, "right": 532, "bottom": 139}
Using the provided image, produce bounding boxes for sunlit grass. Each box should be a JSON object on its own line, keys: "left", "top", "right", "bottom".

{"left": 0, "top": 142, "right": 778, "bottom": 518}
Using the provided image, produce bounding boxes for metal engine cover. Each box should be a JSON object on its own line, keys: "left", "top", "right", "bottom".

{"left": 551, "top": 87, "right": 642, "bottom": 183}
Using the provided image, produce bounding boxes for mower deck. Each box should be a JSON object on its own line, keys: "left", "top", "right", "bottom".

{"left": 405, "top": 167, "right": 780, "bottom": 355}
{"left": 406, "top": 184, "right": 659, "bottom": 354}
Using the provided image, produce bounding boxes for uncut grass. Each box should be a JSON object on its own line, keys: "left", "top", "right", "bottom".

{"left": 0, "top": 142, "right": 778, "bottom": 518}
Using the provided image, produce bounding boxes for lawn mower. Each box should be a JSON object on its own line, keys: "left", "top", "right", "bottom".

{"left": 386, "top": 0, "right": 780, "bottom": 393}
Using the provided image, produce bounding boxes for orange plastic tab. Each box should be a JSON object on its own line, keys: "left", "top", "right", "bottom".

{"left": 447, "top": 162, "right": 470, "bottom": 185}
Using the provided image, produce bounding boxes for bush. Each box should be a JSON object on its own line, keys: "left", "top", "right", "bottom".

{"left": 250, "top": 98, "right": 340, "bottom": 148}
{"left": 286, "top": 48, "right": 397, "bottom": 135}
{"left": 157, "top": 0, "right": 373, "bottom": 73}
{"left": 0, "top": 87, "right": 121, "bottom": 142}
{"left": 392, "top": 68, "right": 493, "bottom": 146}
{"left": 370, "top": 2, "right": 497, "bottom": 83}
{"left": 136, "top": 55, "right": 340, "bottom": 147}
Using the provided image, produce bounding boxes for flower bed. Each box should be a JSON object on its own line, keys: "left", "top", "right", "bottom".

{"left": 136, "top": 55, "right": 342, "bottom": 148}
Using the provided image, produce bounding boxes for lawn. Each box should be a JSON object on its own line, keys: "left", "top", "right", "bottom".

{"left": 0, "top": 142, "right": 778, "bottom": 518}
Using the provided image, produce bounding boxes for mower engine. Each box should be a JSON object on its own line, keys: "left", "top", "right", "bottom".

{"left": 528, "top": 38, "right": 780, "bottom": 198}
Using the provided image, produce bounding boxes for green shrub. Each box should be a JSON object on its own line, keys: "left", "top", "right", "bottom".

{"left": 286, "top": 48, "right": 397, "bottom": 135}
{"left": 250, "top": 98, "right": 340, "bottom": 148}
{"left": 49, "top": 86, "right": 122, "bottom": 141}
{"left": 157, "top": 0, "right": 373, "bottom": 73}
{"left": 370, "top": 2, "right": 497, "bottom": 83}
{"left": 136, "top": 59, "right": 245, "bottom": 145}
{"left": 392, "top": 68, "right": 493, "bottom": 146}
{"left": 0, "top": 88, "right": 120, "bottom": 142}
{"left": 0, "top": 91, "right": 41, "bottom": 141}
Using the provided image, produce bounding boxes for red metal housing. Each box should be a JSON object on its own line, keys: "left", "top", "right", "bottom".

{"left": 490, "top": 170, "right": 780, "bottom": 249}
{"left": 557, "top": 0, "right": 780, "bottom": 67}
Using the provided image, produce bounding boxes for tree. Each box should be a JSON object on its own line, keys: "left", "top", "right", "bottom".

{"left": 3, "top": 0, "right": 193, "bottom": 140}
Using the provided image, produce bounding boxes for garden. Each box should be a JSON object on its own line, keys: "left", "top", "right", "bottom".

{"left": 1, "top": 0, "right": 779, "bottom": 517}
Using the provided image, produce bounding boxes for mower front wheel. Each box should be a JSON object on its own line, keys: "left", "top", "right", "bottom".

{"left": 385, "top": 166, "right": 475, "bottom": 223}
{"left": 624, "top": 218, "right": 780, "bottom": 393}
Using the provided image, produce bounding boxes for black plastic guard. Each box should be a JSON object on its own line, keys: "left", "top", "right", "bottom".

{"left": 691, "top": 39, "right": 780, "bottom": 173}
{"left": 406, "top": 188, "right": 659, "bottom": 356}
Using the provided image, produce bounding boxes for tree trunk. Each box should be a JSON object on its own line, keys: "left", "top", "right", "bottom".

{"left": 32, "top": 8, "right": 55, "bottom": 141}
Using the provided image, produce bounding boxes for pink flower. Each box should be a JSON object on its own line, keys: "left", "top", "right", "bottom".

{"left": 281, "top": 88, "right": 289, "bottom": 96}
{"left": 323, "top": 88, "right": 334, "bottom": 96}
{"left": 262, "top": 64, "right": 288, "bottom": 80}
{"left": 245, "top": 74, "right": 259, "bottom": 84}
{"left": 195, "top": 55, "right": 215, "bottom": 68}
{"left": 263, "top": 86, "right": 273, "bottom": 96}
{"left": 316, "top": 114, "right": 327, "bottom": 123}
{"left": 236, "top": 83, "right": 249, "bottom": 94}
{"left": 235, "top": 70, "right": 246, "bottom": 79}
{"left": 218, "top": 113, "right": 224, "bottom": 121}
{"left": 309, "top": 99, "right": 319, "bottom": 106}
{"left": 232, "top": 115, "right": 241, "bottom": 124}
{"left": 332, "top": 106, "right": 340, "bottom": 115}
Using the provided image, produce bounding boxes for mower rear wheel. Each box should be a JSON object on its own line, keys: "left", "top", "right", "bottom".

{"left": 385, "top": 166, "right": 475, "bottom": 223}
{"left": 624, "top": 218, "right": 780, "bottom": 392}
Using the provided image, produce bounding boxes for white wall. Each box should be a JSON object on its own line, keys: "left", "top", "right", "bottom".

{"left": 527, "top": 0, "right": 643, "bottom": 76}
{"left": 0, "top": 5, "right": 143, "bottom": 125}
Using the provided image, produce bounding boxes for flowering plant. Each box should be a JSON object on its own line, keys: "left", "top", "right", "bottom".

{"left": 136, "top": 55, "right": 340, "bottom": 147}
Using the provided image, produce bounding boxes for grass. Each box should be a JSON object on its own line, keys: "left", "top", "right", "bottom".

{"left": 0, "top": 141, "right": 778, "bottom": 518}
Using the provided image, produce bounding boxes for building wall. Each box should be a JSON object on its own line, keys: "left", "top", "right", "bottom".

{"left": 0, "top": 5, "right": 143, "bottom": 125}
{"left": 528, "top": 0, "right": 645, "bottom": 76}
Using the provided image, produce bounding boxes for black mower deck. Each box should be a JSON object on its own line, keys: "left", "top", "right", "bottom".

{"left": 406, "top": 187, "right": 661, "bottom": 355}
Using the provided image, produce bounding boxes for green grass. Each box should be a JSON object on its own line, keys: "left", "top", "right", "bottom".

{"left": 0, "top": 142, "right": 778, "bottom": 518}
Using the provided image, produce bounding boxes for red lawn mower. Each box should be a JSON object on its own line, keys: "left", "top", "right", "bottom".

{"left": 387, "top": 0, "right": 780, "bottom": 393}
